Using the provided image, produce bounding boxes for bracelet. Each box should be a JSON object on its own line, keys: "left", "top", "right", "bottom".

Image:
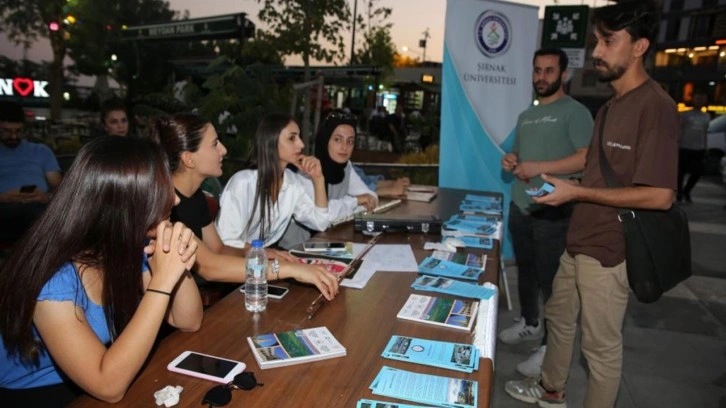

{"left": 272, "top": 258, "right": 280, "bottom": 280}
{"left": 146, "top": 288, "right": 171, "bottom": 296}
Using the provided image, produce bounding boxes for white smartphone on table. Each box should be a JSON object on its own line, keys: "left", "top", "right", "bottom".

{"left": 167, "top": 351, "right": 245, "bottom": 383}
{"left": 238, "top": 284, "right": 290, "bottom": 299}
{"left": 302, "top": 241, "right": 346, "bottom": 252}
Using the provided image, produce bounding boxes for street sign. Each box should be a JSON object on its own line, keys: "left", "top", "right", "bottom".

{"left": 121, "top": 13, "right": 254, "bottom": 42}
{"left": 541, "top": 6, "right": 589, "bottom": 49}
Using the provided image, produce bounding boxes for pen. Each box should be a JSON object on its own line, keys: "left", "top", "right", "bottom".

{"left": 307, "top": 232, "right": 383, "bottom": 319}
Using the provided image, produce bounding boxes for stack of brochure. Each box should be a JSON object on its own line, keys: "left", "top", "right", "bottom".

{"left": 369, "top": 366, "right": 478, "bottom": 408}
{"left": 411, "top": 275, "right": 497, "bottom": 300}
{"left": 418, "top": 256, "right": 483, "bottom": 281}
{"left": 397, "top": 294, "right": 479, "bottom": 332}
{"left": 381, "top": 335, "right": 480, "bottom": 373}
{"left": 440, "top": 235, "right": 494, "bottom": 250}
{"left": 431, "top": 250, "right": 486, "bottom": 272}
{"left": 356, "top": 400, "right": 437, "bottom": 408}
{"left": 458, "top": 194, "right": 503, "bottom": 215}
{"left": 246, "top": 327, "right": 346, "bottom": 369}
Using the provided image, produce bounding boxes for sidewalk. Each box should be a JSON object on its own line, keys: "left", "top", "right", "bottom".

{"left": 493, "top": 176, "right": 726, "bottom": 408}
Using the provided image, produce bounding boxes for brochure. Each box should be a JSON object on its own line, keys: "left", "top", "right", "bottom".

{"left": 369, "top": 366, "right": 478, "bottom": 408}
{"left": 430, "top": 250, "right": 486, "bottom": 272}
{"left": 290, "top": 251, "right": 362, "bottom": 282}
{"left": 412, "top": 276, "right": 497, "bottom": 300}
{"left": 443, "top": 218, "right": 497, "bottom": 236}
{"left": 440, "top": 235, "right": 494, "bottom": 250}
{"left": 397, "top": 294, "right": 479, "bottom": 332}
{"left": 463, "top": 194, "right": 501, "bottom": 204}
{"left": 405, "top": 185, "right": 438, "bottom": 202}
{"left": 247, "top": 327, "right": 346, "bottom": 369}
{"left": 418, "top": 257, "right": 483, "bottom": 281}
{"left": 381, "top": 335, "right": 480, "bottom": 373}
{"left": 357, "top": 400, "right": 437, "bottom": 408}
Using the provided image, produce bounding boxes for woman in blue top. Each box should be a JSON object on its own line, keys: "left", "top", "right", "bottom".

{"left": 0, "top": 137, "right": 202, "bottom": 405}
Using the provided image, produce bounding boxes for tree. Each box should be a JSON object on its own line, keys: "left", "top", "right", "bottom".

{"left": 255, "top": 0, "right": 351, "bottom": 150}
{"left": 0, "top": 0, "right": 67, "bottom": 120}
{"left": 65, "top": 0, "right": 176, "bottom": 102}
{"left": 393, "top": 52, "right": 420, "bottom": 68}
{"left": 256, "top": 0, "right": 350, "bottom": 80}
{"left": 353, "top": 0, "right": 395, "bottom": 74}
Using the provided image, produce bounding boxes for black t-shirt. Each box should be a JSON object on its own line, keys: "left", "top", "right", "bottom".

{"left": 171, "top": 188, "right": 212, "bottom": 240}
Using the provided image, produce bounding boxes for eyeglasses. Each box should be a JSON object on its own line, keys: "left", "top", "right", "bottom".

{"left": 202, "top": 372, "right": 263, "bottom": 407}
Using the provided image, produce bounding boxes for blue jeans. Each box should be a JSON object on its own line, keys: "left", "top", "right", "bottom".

{"left": 508, "top": 202, "right": 572, "bottom": 345}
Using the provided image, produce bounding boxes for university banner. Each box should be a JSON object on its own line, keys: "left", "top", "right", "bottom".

{"left": 439, "top": 0, "right": 538, "bottom": 257}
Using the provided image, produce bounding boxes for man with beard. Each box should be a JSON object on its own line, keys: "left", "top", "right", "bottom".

{"left": 499, "top": 48, "right": 593, "bottom": 378}
{"left": 0, "top": 101, "right": 62, "bottom": 243}
{"left": 506, "top": 1, "right": 674, "bottom": 407}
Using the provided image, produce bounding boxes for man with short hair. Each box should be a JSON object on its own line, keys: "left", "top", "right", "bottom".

{"left": 505, "top": 1, "right": 676, "bottom": 407}
{"left": 500, "top": 47, "right": 593, "bottom": 378}
{"left": 0, "top": 101, "right": 62, "bottom": 242}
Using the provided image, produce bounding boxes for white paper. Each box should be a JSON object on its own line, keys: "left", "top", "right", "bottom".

{"left": 342, "top": 244, "right": 418, "bottom": 289}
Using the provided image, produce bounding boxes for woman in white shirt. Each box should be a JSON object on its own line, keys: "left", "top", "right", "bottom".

{"left": 216, "top": 113, "right": 331, "bottom": 249}
{"left": 278, "top": 111, "right": 378, "bottom": 249}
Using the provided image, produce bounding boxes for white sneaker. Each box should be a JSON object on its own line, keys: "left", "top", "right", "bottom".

{"left": 517, "top": 345, "right": 547, "bottom": 377}
{"left": 498, "top": 318, "right": 543, "bottom": 344}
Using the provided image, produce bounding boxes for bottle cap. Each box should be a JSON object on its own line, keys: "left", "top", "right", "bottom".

{"left": 251, "top": 239, "right": 264, "bottom": 248}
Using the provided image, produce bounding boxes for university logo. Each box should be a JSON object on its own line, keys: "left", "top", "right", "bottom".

{"left": 474, "top": 10, "right": 512, "bottom": 58}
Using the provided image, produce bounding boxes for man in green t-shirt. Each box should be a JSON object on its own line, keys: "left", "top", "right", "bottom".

{"left": 499, "top": 48, "right": 593, "bottom": 378}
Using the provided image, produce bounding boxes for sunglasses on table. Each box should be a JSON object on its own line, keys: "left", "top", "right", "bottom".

{"left": 202, "top": 372, "right": 263, "bottom": 407}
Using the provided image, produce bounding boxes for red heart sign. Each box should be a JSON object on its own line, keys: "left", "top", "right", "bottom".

{"left": 13, "top": 78, "right": 34, "bottom": 97}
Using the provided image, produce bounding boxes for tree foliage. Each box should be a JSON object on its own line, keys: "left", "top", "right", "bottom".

{"left": 353, "top": 0, "right": 395, "bottom": 73}
{"left": 0, "top": 0, "right": 67, "bottom": 120}
{"left": 255, "top": 0, "right": 350, "bottom": 79}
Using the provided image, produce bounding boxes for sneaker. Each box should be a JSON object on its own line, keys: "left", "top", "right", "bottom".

{"left": 498, "top": 318, "right": 543, "bottom": 344}
{"left": 505, "top": 377, "right": 566, "bottom": 407}
{"left": 517, "top": 345, "right": 547, "bottom": 377}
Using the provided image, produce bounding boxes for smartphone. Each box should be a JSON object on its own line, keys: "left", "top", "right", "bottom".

{"left": 302, "top": 241, "right": 346, "bottom": 252}
{"left": 238, "top": 284, "right": 289, "bottom": 299}
{"left": 525, "top": 182, "right": 555, "bottom": 197}
{"left": 19, "top": 185, "right": 37, "bottom": 193}
{"left": 167, "top": 351, "right": 245, "bottom": 383}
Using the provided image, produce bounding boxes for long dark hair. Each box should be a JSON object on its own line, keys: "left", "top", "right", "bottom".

{"left": 244, "top": 113, "right": 298, "bottom": 239}
{"left": 314, "top": 112, "right": 357, "bottom": 191}
{"left": 0, "top": 137, "right": 176, "bottom": 363}
{"left": 146, "top": 113, "right": 210, "bottom": 173}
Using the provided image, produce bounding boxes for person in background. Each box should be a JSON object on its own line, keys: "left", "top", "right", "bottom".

{"left": 386, "top": 104, "right": 407, "bottom": 153}
{"left": 506, "top": 2, "right": 675, "bottom": 406}
{"left": 0, "top": 137, "right": 202, "bottom": 406}
{"left": 216, "top": 113, "right": 333, "bottom": 251}
{"left": 278, "top": 111, "right": 377, "bottom": 249}
{"left": 0, "top": 101, "right": 62, "bottom": 243}
{"left": 99, "top": 96, "right": 130, "bottom": 137}
{"left": 147, "top": 113, "right": 338, "bottom": 300}
{"left": 499, "top": 47, "right": 593, "bottom": 378}
{"left": 677, "top": 91, "right": 710, "bottom": 203}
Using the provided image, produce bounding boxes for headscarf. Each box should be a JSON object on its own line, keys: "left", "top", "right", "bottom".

{"left": 314, "top": 112, "right": 358, "bottom": 188}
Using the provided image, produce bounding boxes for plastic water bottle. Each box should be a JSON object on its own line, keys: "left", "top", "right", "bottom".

{"left": 245, "top": 239, "right": 268, "bottom": 312}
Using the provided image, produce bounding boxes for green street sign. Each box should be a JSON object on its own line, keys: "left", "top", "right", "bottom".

{"left": 541, "top": 6, "right": 589, "bottom": 48}
{"left": 121, "top": 13, "right": 254, "bottom": 41}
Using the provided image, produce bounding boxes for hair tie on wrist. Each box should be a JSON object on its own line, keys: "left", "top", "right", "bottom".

{"left": 146, "top": 288, "right": 171, "bottom": 296}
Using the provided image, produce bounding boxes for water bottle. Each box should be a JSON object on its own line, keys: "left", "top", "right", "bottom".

{"left": 245, "top": 239, "right": 268, "bottom": 312}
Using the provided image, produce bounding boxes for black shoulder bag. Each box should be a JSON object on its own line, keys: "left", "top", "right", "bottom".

{"left": 597, "top": 104, "right": 692, "bottom": 303}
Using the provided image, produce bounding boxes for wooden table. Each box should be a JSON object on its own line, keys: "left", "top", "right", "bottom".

{"left": 70, "top": 188, "right": 502, "bottom": 408}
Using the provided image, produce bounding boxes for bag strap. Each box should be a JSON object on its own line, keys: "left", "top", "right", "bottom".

{"left": 596, "top": 103, "right": 634, "bottom": 219}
